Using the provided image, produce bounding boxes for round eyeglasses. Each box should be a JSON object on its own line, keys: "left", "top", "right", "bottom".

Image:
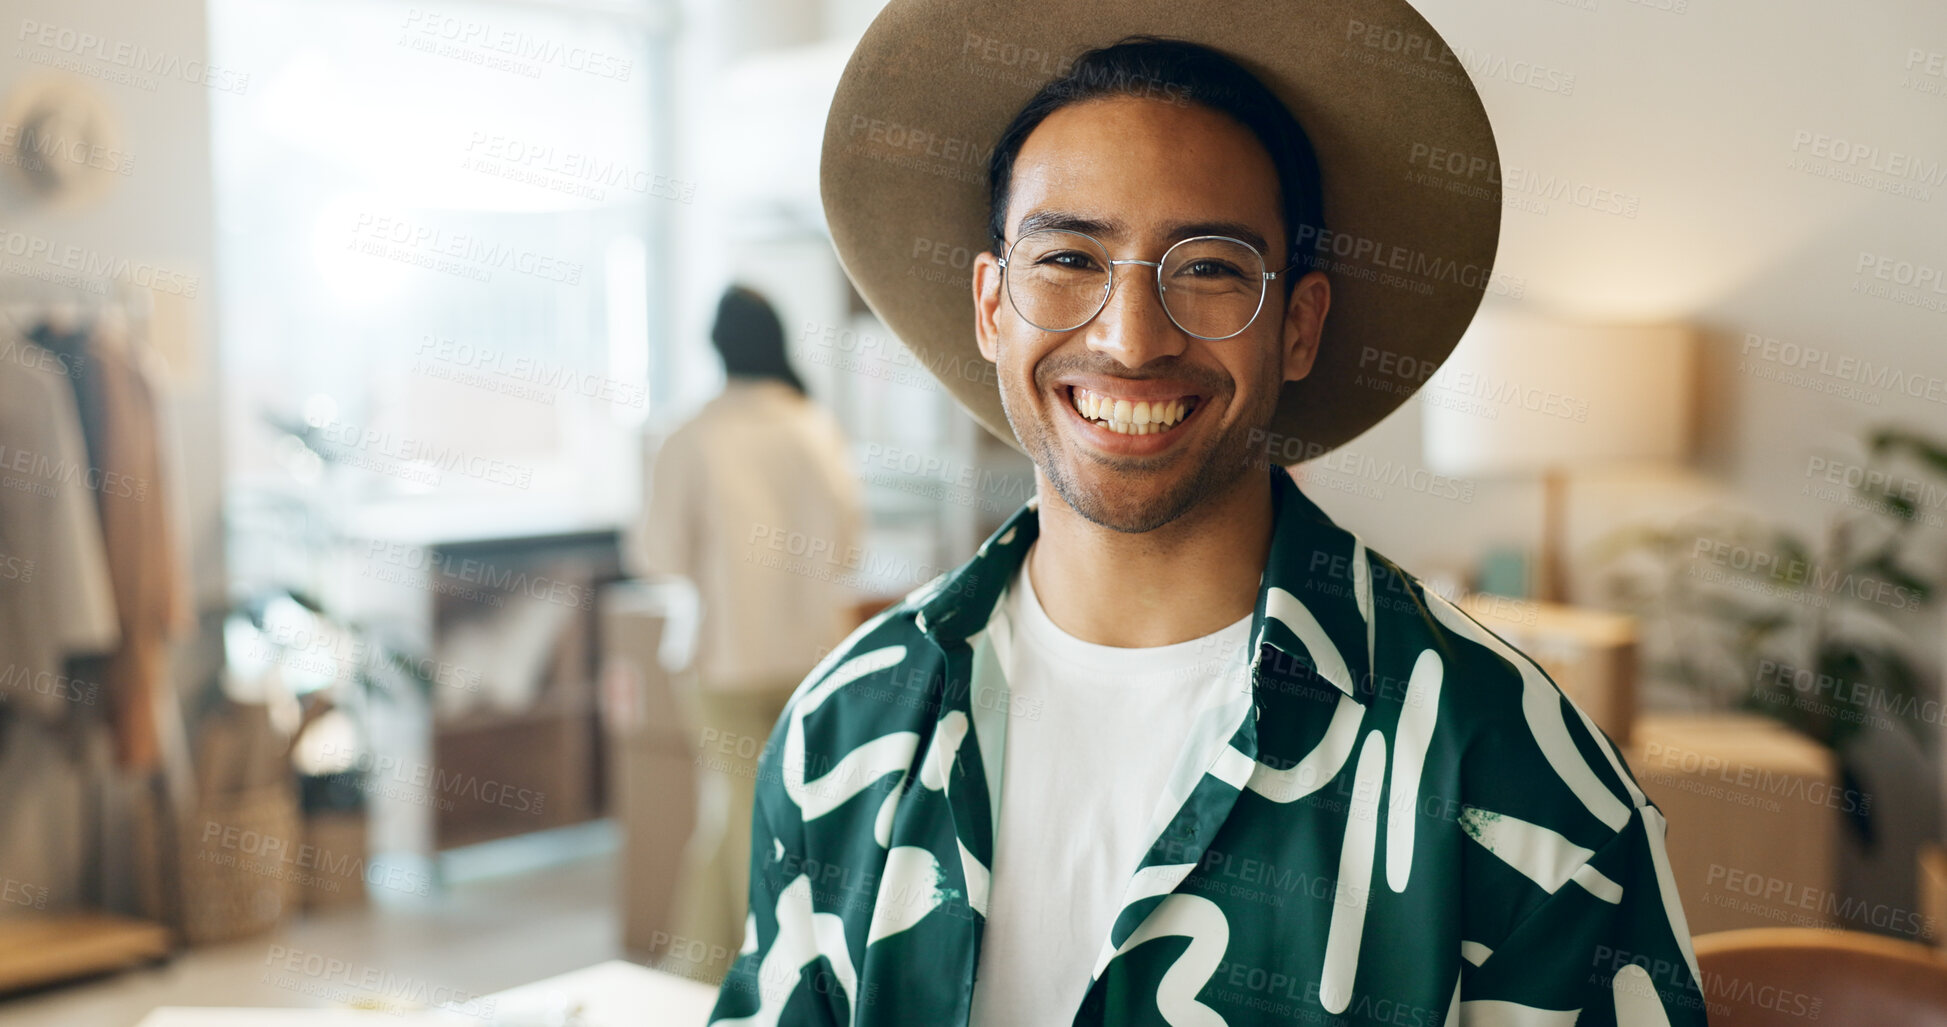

{"left": 996, "top": 228, "right": 1290, "bottom": 341}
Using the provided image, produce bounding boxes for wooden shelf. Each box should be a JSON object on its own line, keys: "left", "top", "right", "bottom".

{"left": 0, "top": 912, "right": 170, "bottom": 995}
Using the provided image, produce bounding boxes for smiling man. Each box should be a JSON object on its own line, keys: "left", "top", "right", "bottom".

{"left": 708, "top": 4, "right": 1706, "bottom": 1026}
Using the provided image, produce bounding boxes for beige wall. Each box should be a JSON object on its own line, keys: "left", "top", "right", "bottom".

{"left": 3, "top": 0, "right": 225, "bottom": 917}
{"left": 1293, "top": 0, "right": 1947, "bottom": 595}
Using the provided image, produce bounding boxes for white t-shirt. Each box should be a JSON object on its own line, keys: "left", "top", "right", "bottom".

{"left": 968, "top": 548, "right": 1253, "bottom": 1026}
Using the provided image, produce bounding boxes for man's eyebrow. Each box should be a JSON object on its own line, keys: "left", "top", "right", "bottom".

{"left": 1161, "top": 221, "right": 1272, "bottom": 257}
{"left": 1014, "top": 209, "right": 1126, "bottom": 238}
{"left": 1012, "top": 209, "right": 1274, "bottom": 257}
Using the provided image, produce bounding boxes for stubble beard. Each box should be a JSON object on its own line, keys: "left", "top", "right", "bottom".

{"left": 996, "top": 353, "right": 1280, "bottom": 535}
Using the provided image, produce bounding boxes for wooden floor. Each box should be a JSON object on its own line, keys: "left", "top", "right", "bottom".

{"left": 0, "top": 825, "right": 626, "bottom": 1027}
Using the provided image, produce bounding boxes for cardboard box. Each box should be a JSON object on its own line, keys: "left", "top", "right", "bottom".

{"left": 1628, "top": 713, "right": 1841, "bottom": 935}
{"left": 598, "top": 580, "right": 700, "bottom": 957}
{"left": 1457, "top": 594, "right": 1637, "bottom": 746}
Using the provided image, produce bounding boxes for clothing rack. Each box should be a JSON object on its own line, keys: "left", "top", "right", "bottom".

{"left": 0, "top": 273, "right": 154, "bottom": 355}
{"left": 0, "top": 272, "right": 183, "bottom": 992}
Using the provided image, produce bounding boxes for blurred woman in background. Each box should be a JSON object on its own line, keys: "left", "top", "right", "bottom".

{"left": 631, "top": 285, "right": 863, "bottom": 984}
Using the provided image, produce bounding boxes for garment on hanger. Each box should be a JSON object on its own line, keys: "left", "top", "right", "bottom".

{"left": 0, "top": 324, "right": 122, "bottom": 917}
{"left": 0, "top": 325, "right": 121, "bottom": 721}
{"left": 33, "top": 317, "right": 193, "bottom": 772}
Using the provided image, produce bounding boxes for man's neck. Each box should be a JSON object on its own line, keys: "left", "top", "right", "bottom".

{"left": 1026, "top": 469, "right": 1275, "bottom": 648}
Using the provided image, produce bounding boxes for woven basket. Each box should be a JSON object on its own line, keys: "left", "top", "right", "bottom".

{"left": 180, "top": 782, "right": 301, "bottom": 945}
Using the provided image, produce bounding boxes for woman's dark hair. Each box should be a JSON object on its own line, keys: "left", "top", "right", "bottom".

{"left": 711, "top": 285, "right": 807, "bottom": 395}
{"left": 985, "top": 36, "right": 1327, "bottom": 283}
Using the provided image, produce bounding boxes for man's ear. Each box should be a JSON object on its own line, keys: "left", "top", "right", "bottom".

{"left": 1280, "top": 268, "right": 1331, "bottom": 383}
{"left": 974, "top": 249, "right": 1004, "bottom": 363}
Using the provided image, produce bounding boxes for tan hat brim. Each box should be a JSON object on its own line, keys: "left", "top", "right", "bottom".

{"left": 821, "top": 0, "right": 1503, "bottom": 459}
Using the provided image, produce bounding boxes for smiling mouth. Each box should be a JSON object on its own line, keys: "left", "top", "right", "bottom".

{"left": 1066, "top": 386, "right": 1200, "bottom": 436}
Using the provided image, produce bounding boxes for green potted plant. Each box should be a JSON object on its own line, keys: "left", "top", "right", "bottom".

{"left": 1591, "top": 426, "right": 1947, "bottom": 846}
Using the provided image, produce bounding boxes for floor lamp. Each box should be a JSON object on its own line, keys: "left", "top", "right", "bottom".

{"left": 1422, "top": 305, "right": 1695, "bottom": 605}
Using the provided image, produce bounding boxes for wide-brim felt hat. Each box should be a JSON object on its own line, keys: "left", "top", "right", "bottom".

{"left": 820, "top": 0, "right": 1502, "bottom": 458}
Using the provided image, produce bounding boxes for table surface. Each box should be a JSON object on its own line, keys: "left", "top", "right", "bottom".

{"left": 135, "top": 959, "right": 719, "bottom": 1027}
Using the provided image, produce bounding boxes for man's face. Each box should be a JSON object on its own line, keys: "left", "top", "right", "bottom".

{"left": 974, "top": 95, "right": 1330, "bottom": 534}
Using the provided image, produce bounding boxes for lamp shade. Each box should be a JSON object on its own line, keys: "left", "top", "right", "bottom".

{"left": 1421, "top": 304, "right": 1694, "bottom": 478}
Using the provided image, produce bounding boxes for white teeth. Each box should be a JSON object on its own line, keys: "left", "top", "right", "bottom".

{"left": 1070, "top": 387, "right": 1194, "bottom": 436}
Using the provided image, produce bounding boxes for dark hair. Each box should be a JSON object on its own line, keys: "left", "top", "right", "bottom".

{"left": 711, "top": 285, "right": 807, "bottom": 395}
{"left": 985, "top": 36, "right": 1327, "bottom": 281}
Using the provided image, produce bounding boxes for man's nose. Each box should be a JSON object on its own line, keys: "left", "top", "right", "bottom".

{"left": 1084, "top": 264, "right": 1187, "bottom": 367}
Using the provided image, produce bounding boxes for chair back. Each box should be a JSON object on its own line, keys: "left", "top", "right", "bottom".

{"left": 1694, "top": 927, "right": 1947, "bottom": 1026}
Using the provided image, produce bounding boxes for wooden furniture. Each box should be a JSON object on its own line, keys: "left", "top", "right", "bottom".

{"left": 340, "top": 511, "right": 625, "bottom": 864}
{"left": 1455, "top": 593, "right": 1637, "bottom": 745}
{"left": 426, "top": 530, "right": 621, "bottom": 850}
{"left": 0, "top": 913, "right": 169, "bottom": 994}
{"left": 1922, "top": 844, "right": 1947, "bottom": 948}
{"left": 133, "top": 958, "right": 719, "bottom": 1026}
{"left": 1694, "top": 927, "right": 1947, "bottom": 1025}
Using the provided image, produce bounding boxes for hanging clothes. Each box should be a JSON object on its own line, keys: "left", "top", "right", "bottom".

{"left": 32, "top": 316, "right": 193, "bottom": 772}
{"left": 0, "top": 325, "right": 120, "bottom": 720}
{"left": 0, "top": 324, "right": 121, "bottom": 915}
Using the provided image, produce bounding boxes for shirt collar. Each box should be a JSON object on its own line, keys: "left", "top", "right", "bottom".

{"left": 915, "top": 465, "right": 1374, "bottom": 706}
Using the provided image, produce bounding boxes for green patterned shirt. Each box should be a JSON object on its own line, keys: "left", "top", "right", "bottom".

{"left": 709, "top": 466, "right": 1706, "bottom": 1026}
